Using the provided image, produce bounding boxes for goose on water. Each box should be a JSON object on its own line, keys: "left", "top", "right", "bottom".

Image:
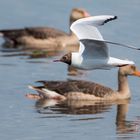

{"left": 27, "top": 65, "right": 140, "bottom": 101}
{"left": 0, "top": 8, "right": 90, "bottom": 50}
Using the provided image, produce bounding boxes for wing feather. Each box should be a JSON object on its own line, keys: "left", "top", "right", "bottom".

{"left": 71, "top": 15, "right": 117, "bottom": 59}
{"left": 70, "top": 15, "right": 117, "bottom": 40}
{"left": 80, "top": 39, "right": 108, "bottom": 59}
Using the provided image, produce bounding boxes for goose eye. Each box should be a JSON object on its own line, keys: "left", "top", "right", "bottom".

{"left": 131, "top": 65, "right": 136, "bottom": 71}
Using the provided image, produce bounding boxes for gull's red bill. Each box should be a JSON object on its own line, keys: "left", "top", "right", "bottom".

{"left": 53, "top": 60, "right": 60, "bottom": 62}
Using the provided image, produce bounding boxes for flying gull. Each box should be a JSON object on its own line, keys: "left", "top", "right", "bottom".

{"left": 54, "top": 15, "right": 139, "bottom": 70}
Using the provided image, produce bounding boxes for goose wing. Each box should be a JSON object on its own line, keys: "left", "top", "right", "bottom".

{"left": 25, "top": 27, "right": 67, "bottom": 39}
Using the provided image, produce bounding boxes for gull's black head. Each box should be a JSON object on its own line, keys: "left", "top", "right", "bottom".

{"left": 54, "top": 53, "right": 72, "bottom": 65}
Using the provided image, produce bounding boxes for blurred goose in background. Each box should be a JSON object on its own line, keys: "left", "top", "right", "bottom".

{"left": 27, "top": 65, "right": 140, "bottom": 101}
{"left": 0, "top": 8, "right": 90, "bottom": 50}
{"left": 56, "top": 15, "right": 140, "bottom": 70}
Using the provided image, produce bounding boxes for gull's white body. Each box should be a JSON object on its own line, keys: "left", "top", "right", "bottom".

{"left": 72, "top": 52, "right": 134, "bottom": 70}
{"left": 70, "top": 15, "right": 136, "bottom": 70}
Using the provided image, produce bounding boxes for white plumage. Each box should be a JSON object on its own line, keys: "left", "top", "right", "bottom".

{"left": 69, "top": 15, "right": 138, "bottom": 70}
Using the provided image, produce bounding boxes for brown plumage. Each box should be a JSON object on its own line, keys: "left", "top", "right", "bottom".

{"left": 36, "top": 80, "right": 113, "bottom": 97}
{"left": 0, "top": 8, "right": 90, "bottom": 50}
{"left": 0, "top": 27, "right": 67, "bottom": 40}
{"left": 27, "top": 65, "right": 140, "bottom": 101}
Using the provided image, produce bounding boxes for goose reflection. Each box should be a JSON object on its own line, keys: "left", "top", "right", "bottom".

{"left": 35, "top": 99, "right": 112, "bottom": 115}
{"left": 0, "top": 49, "right": 82, "bottom": 76}
{"left": 116, "top": 102, "right": 140, "bottom": 135}
{"left": 34, "top": 98, "right": 140, "bottom": 135}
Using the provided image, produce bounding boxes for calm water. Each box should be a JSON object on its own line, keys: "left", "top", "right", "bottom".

{"left": 0, "top": 0, "right": 140, "bottom": 140}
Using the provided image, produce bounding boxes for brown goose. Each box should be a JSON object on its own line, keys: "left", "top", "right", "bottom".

{"left": 0, "top": 8, "right": 90, "bottom": 50}
{"left": 27, "top": 65, "right": 140, "bottom": 100}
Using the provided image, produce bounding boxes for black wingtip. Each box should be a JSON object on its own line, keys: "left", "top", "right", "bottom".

{"left": 104, "top": 15, "right": 118, "bottom": 24}
{"left": 114, "top": 16, "right": 117, "bottom": 19}
{"left": 35, "top": 80, "right": 47, "bottom": 84}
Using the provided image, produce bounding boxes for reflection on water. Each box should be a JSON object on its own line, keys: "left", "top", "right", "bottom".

{"left": 116, "top": 103, "right": 140, "bottom": 138}
{"left": 0, "top": 0, "right": 140, "bottom": 140}
{"left": 67, "top": 65, "right": 84, "bottom": 76}
{"left": 0, "top": 41, "right": 83, "bottom": 76}
{"left": 35, "top": 99, "right": 112, "bottom": 115}
{"left": 35, "top": 98, "right": 140, "bottom": 137}
{"left": 0, "top": 46, "right": 61, "bottom": 58}
{"left": 0, "top": 45, "right": 82, "bottom": 76}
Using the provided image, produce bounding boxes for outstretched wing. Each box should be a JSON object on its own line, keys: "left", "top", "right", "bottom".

{"left": 80, "top": 39, "right": 109, "bottom": 59}
{"left": 71, "top": 15, "right": 117, "bottom": 59}
{"left": 70, "top": 15, "right": 117, "bottom": 40}
{"left": 105, "top": 40, "right": 140, "bottom": 50}
{"left": 79, "top": 39, "right": 140, "bottom": 59}
{"left": 71, "top": 15, "right": 140, "bottom": 51}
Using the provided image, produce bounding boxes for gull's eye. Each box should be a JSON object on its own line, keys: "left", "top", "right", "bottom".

{"left": 63, "top": 56, "right": 67, "bottom": 61}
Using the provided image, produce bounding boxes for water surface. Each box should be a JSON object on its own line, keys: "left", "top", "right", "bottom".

{"left": 0, "top": 0, "right": 140, "bottom": 140}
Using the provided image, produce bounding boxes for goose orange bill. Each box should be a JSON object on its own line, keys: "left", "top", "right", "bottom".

{"left": 133, "top": 70, "right": 140, "bottom": 77}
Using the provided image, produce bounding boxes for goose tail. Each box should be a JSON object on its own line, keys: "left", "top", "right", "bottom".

{"left": 28, "top": 85, "right": 65, "bottom": 100}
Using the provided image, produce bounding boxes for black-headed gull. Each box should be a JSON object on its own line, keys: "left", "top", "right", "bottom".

{"left": 55, "top": 15, "right": 139, "bottom": 70}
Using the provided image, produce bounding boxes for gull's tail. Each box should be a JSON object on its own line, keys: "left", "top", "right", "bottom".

{"left": 108, "top": 57, "right": 135, "bottom": 67}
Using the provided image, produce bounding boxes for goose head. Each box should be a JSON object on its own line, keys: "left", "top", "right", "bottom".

{"left": 70, "top": 8, "right": 90, "bottom": 26}
{"left": 119, "top": 65, "right": 140, "bottom": 77}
